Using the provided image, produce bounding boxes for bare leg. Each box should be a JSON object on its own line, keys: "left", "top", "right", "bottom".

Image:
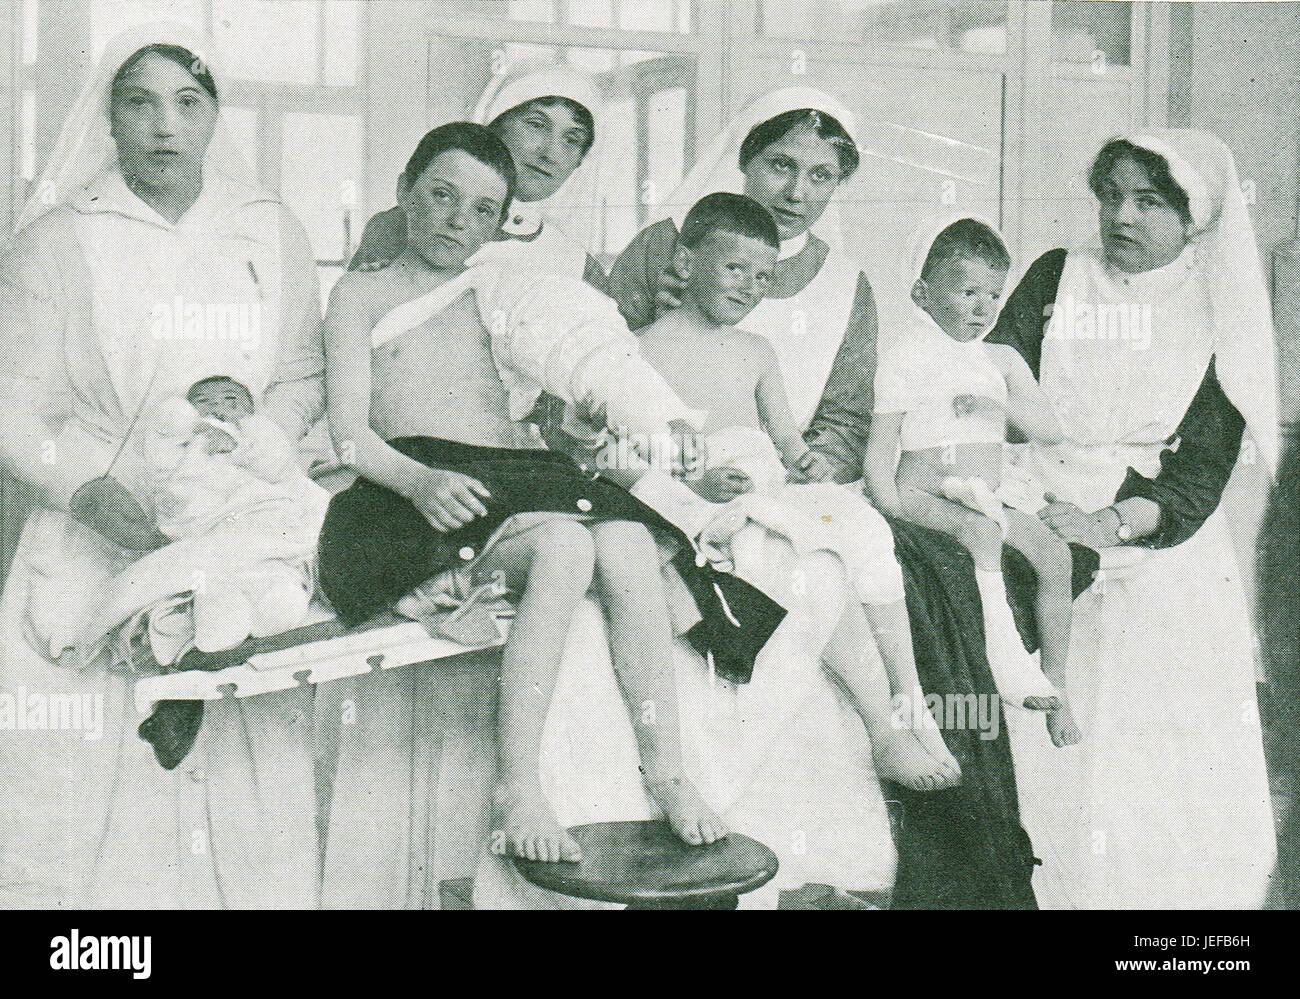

{"left": 589, "top": 520, "right": 727, "bottom": 846}
{"left": 754, "top": 541, "right": 959, "bottom": 792}
{"left": 862, "top": 598, "right": 960, "bottom": 769}
{"left": 819, "top": 578, "right": 961, "bottom": 791}
{"left": 1003, "top": 510, "right": 1081, "bottom": 747}
{"left": 898, "top": 486, "right": 1059, "bottom": 711}
{"left": 472, "top": 520, "right": 596, "bottom": 862}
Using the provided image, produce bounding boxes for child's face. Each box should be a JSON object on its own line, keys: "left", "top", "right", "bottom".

{"left": 399, "top": 148, "right": 506, "bottom": 269}
{"left": 189, "top": 380, "right": 253, "bottom": 422}
{"left": 914, "top": 257, "right": 1007, "bottom": 342}
{"left": 684, "top": 231, "right": 777, "bottom": 326}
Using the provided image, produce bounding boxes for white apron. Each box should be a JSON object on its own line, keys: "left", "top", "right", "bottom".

{"left": 1005, "top": 247, "right": 1276, "bottom": 909}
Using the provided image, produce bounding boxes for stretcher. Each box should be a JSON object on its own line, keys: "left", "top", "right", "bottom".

{"left": 132, "top": 601, "right": 511, "bottom": 715}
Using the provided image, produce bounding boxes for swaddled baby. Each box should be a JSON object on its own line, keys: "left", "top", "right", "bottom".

{"left": 144, "top": 375, "right": 329, "bottom": 651}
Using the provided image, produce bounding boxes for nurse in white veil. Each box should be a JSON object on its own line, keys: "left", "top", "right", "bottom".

{"left": 0, "top": 22, "right": 325, "bottom": 907}
{"left": 994, "top": 129, "right": 1278, "bottom": 908}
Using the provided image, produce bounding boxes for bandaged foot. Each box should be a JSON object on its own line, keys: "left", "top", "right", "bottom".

{"left": 942, "top": 475, "right": 1008, "bottom": 537}
{"left": 644, "top": 770, "right": 729, "bottom": 846}
{"left": 872, "top": 728, "right": 961, "bottom": 792}
{"left": 973, "top": 569, "right": 1060, "bottom": 711}
{"left": 246, "top": 566, "right": 312, "bottom": 638}
{"left": 192, "top": 584, "right": 254, "bottom": 652}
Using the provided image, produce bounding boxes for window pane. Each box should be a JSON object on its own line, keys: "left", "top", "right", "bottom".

{"left": 280, "top": 111, "right": 362, "bottom": 261}
{"left": 213, "top": 0, "right": 319, "bottom": 84}
{"left": 567, "top": 0, "right": 613, "bottom": 29}
{"left": 91, "top": 0, "right": 206, "bottom": 61}
{"left": 507, "top": 0, "right": 556, "bottom": 23}
{"left": 758, "top": 0, "right": 1008, "bottom": 55}
{"left": 1052, "top": 1, "right": 1132, "bottom": 67}
{"left": 323, "top": 0, "right": 360, "bottom": 87}
{"left": 21, "top": 0, "right": 39, "bottom": 65}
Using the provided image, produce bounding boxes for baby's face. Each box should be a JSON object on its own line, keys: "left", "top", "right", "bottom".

{"left": 189, "top": 380, "right": 253, "bottom": 422}
{"left": 915, "top": 257, "right": 1007, "bottom": 342}
{"left": 686, "top": 231, "right": 777, "bottom": 326}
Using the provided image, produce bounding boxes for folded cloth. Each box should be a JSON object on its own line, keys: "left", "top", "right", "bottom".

{"left": 318, "top": 436, "right": 786, "bottom": 683}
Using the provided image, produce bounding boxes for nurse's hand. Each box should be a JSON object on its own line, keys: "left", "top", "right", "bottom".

{"left": 69, "top": 475, "right": 170, "bottom": 552}
{"left": 653, "top": 260, "right": 689, "bottom": 317}
{"left": 1038, "top": 493, "right": 1114, "bottom": 549}
{"left": 688, "top": 466, "right": 753, "bottom": 503}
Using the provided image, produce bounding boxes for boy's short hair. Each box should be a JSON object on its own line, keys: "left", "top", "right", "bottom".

{"left": 679, "top": 192, "right": 780, "bottom": 252}
{"left": 187, "top": 375, "right": 253, "bottom": 407}
{"left": 489, "top": 96, "right": 596, "bottom": 157}
{"left": 920, "top": 218, "right": 1011, "bottom": 279}
{"left": 403, "top": 122, "right": 517, "bottom": 219}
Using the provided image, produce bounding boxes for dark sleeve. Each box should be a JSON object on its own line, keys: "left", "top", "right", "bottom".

{"left": 985, "top": 248, "right": 1068, "bottom": 378}
{"left": 805, "top": 272, "right": 878, "bottom": 483}
{"left": 348, "top": 207, "right": 406, "bottom": 271}
{"left": 582, "top": 252, "right": 608, "bottom": 295}
{"left": 605, "top": 220, "right": 679, "bottom": 331}
{"left": 1114, "top": 357, "right": 1245, "bottom": 549}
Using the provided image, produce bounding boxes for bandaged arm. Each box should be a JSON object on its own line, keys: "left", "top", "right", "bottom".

{"left": 480, "top": 268, "right": 706, "bottom": 438}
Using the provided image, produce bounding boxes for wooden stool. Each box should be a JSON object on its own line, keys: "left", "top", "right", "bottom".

{"left": 512, "top": 820, "right": 778, "bottom": 909}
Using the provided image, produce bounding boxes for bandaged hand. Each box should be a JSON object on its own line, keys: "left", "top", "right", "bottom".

{"left": 953, "top": 394, "right": 1003, "bottom": 419}
{"left": 196, "top": 421, "right": 238, "bottom": 455}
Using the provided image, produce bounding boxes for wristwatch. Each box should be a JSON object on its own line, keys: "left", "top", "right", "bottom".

{"left": 1107, "top": 505, "right": 1133, "bottom": 542}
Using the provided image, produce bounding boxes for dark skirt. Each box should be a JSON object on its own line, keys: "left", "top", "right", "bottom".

{"left": 317, "top": 436, "right": 785, "bottom": 683}
{"left": 886, "top": 521, "right": 1099, "bottom": 909}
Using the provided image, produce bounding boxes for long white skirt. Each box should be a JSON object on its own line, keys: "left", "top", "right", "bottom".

{"left": 0, "top": 509, "right": 320, "bottom": 909}
{"left": 1006, "top": 510, "right": 1276, "bottom": 908}
{"left": 472, "top": 523, "right": 897, "bottom": 909}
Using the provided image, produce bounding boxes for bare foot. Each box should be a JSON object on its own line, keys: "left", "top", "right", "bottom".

{"left": 1046, "top": 700, "right": 1082, "bottom": 747}
{"left": 904, "top": 713, "right": 963, "bottom": 783}
{"left": 873, "top": 730, "right": 960, "bottom": 792}
{"left": 496, "top": 785, "right": 581, "bottom": 863}
{"left": 645, "top": 773, "right": 728, "bottom": 846}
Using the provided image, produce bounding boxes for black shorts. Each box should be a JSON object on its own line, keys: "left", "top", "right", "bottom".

{"left": 317, "top": 436, "right": 784, "bottom": 682}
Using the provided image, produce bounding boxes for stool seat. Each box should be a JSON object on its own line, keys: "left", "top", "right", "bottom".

{"left": 512, "top": 820, "right": 778, "bottom": 908}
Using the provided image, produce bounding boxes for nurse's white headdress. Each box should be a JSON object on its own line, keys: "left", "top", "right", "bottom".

{"left": 472, "top": 59, "right": 604, "bottom": 243}
{"left": 664, "top": 86, "right": 859, "bottom": 256}
{"left": 15, "top": 21, "right": 257, "bottom": 233}
{"left": 1083, "top": 129, "right": 1278, "bottom": 473}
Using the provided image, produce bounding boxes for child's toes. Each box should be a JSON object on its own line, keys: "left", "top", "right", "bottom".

{"left": 560, "top": 834, "right": 582, "bottom": 863}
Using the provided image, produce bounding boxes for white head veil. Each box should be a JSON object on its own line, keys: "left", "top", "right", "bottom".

{"left": 1073, "top": 129, "right": 1279, "bottom": 474}
{"left": 472, "top": 60, "right": 604, "bottom": 243}
{"left": 664, "top": 86, "right": 859, "bottom": 256}
{"left": 15, "top": 20, "right": 257, "bottom": 234}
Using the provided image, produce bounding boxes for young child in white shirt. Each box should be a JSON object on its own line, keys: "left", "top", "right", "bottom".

{"left": 865, "top": 217, "right": 1080, "bottom": 747}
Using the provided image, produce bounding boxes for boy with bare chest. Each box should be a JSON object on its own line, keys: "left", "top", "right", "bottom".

{"left": 318, "top": 124, "right": 786, "bottom": 863}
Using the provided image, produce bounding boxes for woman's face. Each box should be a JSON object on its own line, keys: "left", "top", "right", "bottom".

{"left": 398, "top": 148, "right": 507, "bottom": 269}
{"left": 1096, "top": 155, "right": 1191, "bottom": 274}
{"left": 494, "top": 100, "right": 590, "bottom": 204}
{"left": 742, "top": 123, "right": 845, "bottom": 241}
{"left": 109, "top": 52, "right": 217, "bottom": 190}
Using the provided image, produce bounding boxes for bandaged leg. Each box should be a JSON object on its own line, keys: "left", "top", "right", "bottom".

{"left": 244, "top": 562, "right": 313, "bottom": 638}
{"left": 973, "top": 568, "right": 1059, "bottom": 711}
{"left": 192, "top": 583, "right": 255, "bottom": 652}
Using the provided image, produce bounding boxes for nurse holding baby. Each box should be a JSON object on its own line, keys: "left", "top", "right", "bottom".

{"left": 0, "top": 23, "right": 326, "bottom": 907}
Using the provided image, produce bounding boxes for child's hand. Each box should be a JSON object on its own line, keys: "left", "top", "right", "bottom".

{"left": 667, "top": 419, "right": 706, "bottom": 478}
{"left": 406, "top": 467, "right": 492, "bottom": 532}
{"left": 688, "top": 466, "right": 753, "bottom": 502}
{"left": 788, "top": 449, "right": 835, "bottom": 484}
{"left": 953, "top": 394, "right": 1003, "bottom": 419}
